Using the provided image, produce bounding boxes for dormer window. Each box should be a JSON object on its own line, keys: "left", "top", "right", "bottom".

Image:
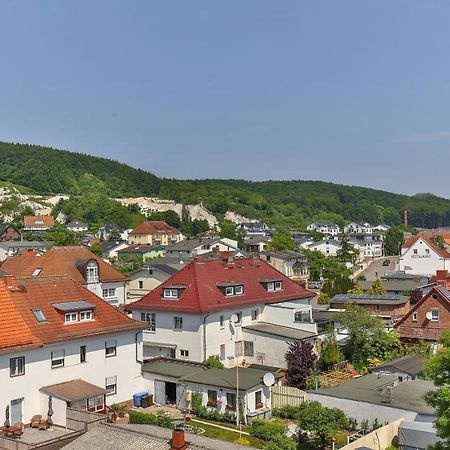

{"left": 162, "top": 285, "right": 186, "bottom": 300}
{"left": 54, "top": 301, "right": 96, "bottom": 324}
{"left": 218, "top": 282, "right": 244, "bottom": 297}
{"left": 65, "top": 313, "right": 78, "bottom": 323}
{"left": 164, "top": 289, "right": 179, "bottom": 299}
{"left": 86, "top": 261, "right": 99, "bottom": 283}
{"left": 261, "top": 279, "right": 282, "bottom": 292}
{"left": 80, "top": 310, "right": 92, "bottom": 321}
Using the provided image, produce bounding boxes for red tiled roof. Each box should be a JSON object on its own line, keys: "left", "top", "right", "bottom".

{"left": 6, "top": 276, "right": 145, "bottom": 346}
{"left": 0, "top": 281, "right": 42, "bottom": 353}
{"left": 1, "top": 246, "right": 126, "bottom": 284}
{"left": 118, "top": 245, "right": 157, "bottom": 254}
{"left": 130, "top": 220, "right": 180, "bottom": 236}
{"left": 23, "top": 215, "right": 54, "bottom": 227}
{"left": 402, "top": 235, "right": 450, "bottom": 258}
{"left": 128, "top": 258, "right": 315, "bottom": 313}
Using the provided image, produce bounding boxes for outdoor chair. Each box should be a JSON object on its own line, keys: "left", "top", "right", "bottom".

{"left": 30, "top": 415, "right": 42, "bottom": 428}
{"left": 12, "top": 423, "right": 23, "bottom": 438}
{"left": 38, "top": 420, "right": 48, "bottom": 430}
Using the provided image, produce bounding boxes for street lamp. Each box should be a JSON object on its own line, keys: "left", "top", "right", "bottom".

{"left": 229, "top": 314, "right": 242, "bottom": 437}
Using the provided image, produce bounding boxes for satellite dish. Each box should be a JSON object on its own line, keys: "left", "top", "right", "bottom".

{"left": 426, "top": 311, "right": 433, "bottom": 321}
{"left": 230, "top": 314, "right": 239, "bottom": 324}
{"left": 263, "top": 372, "right": 276, "bottom": 387}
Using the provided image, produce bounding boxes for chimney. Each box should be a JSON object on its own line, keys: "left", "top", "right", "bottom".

{"left": 403, "top": 210, "right": 408, "bottom": 227}
{"left": 171, "top": 429, "right": 188, "bottom": 450}
{"left": 3, "top": 275, "right": 16, "bottom": 287}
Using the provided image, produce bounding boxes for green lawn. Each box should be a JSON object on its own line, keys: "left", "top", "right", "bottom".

{"left": 189, "top": 419, "right": 265, "bottom": 448}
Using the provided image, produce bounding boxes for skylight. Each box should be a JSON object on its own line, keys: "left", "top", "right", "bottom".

{"left": 32, "top": 268, "right": 42, "bottom": 277}
{"left": 32, "top": 309, "right": 47, "bottom": 323}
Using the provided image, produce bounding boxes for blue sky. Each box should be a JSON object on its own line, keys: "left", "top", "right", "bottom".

{"left": 1, "top": 1, "right": 450, "bottom": 197}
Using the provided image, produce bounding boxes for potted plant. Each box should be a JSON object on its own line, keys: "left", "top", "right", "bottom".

{"left": 207, "top": 400, "right": 218, "bottom": 407}
{"left": 255, "top": 402, "right": 264, "bottom": 409}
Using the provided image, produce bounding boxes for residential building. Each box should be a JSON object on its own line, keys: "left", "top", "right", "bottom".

{"left": 344, "top": 221, "right": 373, "bottom": 234}
{"left": 239, "top": 222, "right": 269, "bottom": 237}
{"left": 117, "top": 244, "right": 164, "bottom": 261}
{"left": 96, "top": 223, "right": 126, "bottom": 241}
{"left": 164, "top": 237, "right": 242, "bottom": 260}
{"left": 99, "top": 240, "right": 129, "bottom": 260}
{"left": 0, "top": 275, "right": 145, "bottom": 428}
{"left": 395, "top": 286, "right": 450, "bottom": 343}
{"left": 259, "top": 250, "right": 309, "bottom": 284}
{"left": 1, "top": 246, "right": 128, "bottom": 305}
{"left": 66, "top": 220, "right": 89, "bottom": 232}
{"left": 330, "top": 293, "right": 410, "bottom": 323}
{"left": 0, "top": 240, "right": 52, "bottom": 262}
{"left": 360, "top": 272, "right": 432, "bottom": 296}
{"left": 0, "top": 223, "right": 21, "bottom": 241}
{"left": 371, "top": 354, "right": 426, "bottom": 381}
{"left": 141, "top": 358, "right": 275, "bottom": 422}
{"left": 128, "top": 221, "right": 183, "bottom": 246}
{"left": 307, "top": 222, "right": 340, "bottom": 236}
{"left": 244, "top": 235, "right": 271, "bottom": 253}
{"left": 128, "top": 264, "right": 180, "bottom": 299}
{"left": 23, "top": 215, "right": 54, "bottom": 231}
{"left": 127, "top": 258, "right": 318, "bottom": 368}
{"left": 398, "top": 235, "right": 450, "bottom": 276}
{"left": 306, "top": 239, "right": 342, "bottom": 257}
{"left": 373, "top": 224, "right": 390, "bottom": 232}
{"left": 349, "top": 236, "right": 383, "bottom": 258}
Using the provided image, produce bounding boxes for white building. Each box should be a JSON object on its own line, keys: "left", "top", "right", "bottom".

{"left": 1, "top": 246, "right": 128, "bottom": 306}
{"left": 398, "top": 235, "right": 450, "bottom": 276}
{"left": 127, "top": 258, "right": 319, "bottom": 369}
{"left": 344, "top": 222, "right": 373, "bottom": 234}
{"left": 0, "top": 276, "right": 145, "bottom": 428}
{"left": 306, "top": 240, "right": 342, "bottom": 257}
{"left": 307, "top": 222, "right": 340, "bottom": 237}
{"left": 349, "top": 237, "right": 383, "bottom": 258}
{"left": 66, "top": 220, "right": 89, "bottom": 233}
{"left": 164, "top": 237, "right": 242, "bottom": 260}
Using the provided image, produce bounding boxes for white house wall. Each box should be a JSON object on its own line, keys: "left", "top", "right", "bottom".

{"left": 399, "top": 240, "right": 448, "bottom": 276}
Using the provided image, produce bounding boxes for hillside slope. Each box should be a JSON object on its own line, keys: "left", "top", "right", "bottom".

{"left": 1, "top": 141, "right": 450, "bottom": 228}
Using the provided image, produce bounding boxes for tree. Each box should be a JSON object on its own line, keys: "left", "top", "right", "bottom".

{"left": 348, "top": 283, "right": 363, "bottom": 294}
{"left": 368, "top": 279, "right": 387, "bottom": 295}
{"left": 43, "top": 224, "right": 77, "bottom": 246}
{"left": 264, "top": 434, "right": 297, "bottom": 450}
{"left": 90, "top": 243, "right": 102, "bottom": 257}
{"left": 431, "top": 235, "right": 445, "bottom": 249}
{"left": 336, "top": 235, "right": 358, "bottom": 264}
{"left": 410, "top": 288, "right": 423, "bottom": 304}
{"left": 285, "top": 341, "right": 317, "bottom": 389}
{"left": 424, "top": 330, "right": 450, "bottom": 449}
{"left": 191, "top": 218, "right": 209, "bottom": 236}
{"left": 270, "top": 232, "right": 295, "bottom": 251}
{"left": 147, "top": 210, "right": 181, "bottom": 229}
{"left": 384, "top": 225, "right": 406, "bottom": 256}
{"left": 317, "top": 292, "right": 331, "bottom": 305}
{"left": 202, "top": 355, "right": 224, "bottom": 368}
{"left": 108, "top": 228, "right": 122, "bottom": 242}
{"left": 303, "top": 249, "right": 350, "bottom": 281}
{"left": 296, "top": 401, "right": 349, "bottom": 449}
{"left": 319, "top": 330, "right": 343, "bottom": 370}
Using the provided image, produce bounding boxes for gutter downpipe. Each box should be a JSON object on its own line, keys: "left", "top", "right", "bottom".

{"left": 202, "top": 313, "right": 210, "bottom": 362}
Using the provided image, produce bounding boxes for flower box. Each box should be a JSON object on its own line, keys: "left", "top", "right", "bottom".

{"left": 207, "top": 401, "right": 218, "bottom": 407}
{"left": 255, "top": 402, "right": 264, "bottom": 409}
{"left": 226, "top": 404, "right": 236, "bottom": 411}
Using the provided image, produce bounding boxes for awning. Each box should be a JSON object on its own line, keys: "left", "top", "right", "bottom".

{"left": 40, "top": 379, "right": 106, "bottom": 402}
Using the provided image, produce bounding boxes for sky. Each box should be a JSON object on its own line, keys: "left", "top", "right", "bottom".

{"left": 1, "top": 1, "right": 450, "bottom": 197}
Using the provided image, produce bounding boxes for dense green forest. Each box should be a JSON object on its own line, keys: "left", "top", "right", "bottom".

{"left": 2, "top": 141, "right": 450, "bottom": 229}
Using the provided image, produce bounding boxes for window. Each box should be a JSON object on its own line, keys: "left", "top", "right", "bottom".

{"left": 86, "top": 261, "right": 99, "bottom": 283}
{"left": 244, "top": 341, "right": 254, "bottom": 357}
{"left": 431, "top": 309, "right": 439, "bottom": 321}
{"left": 105, "top": 376, "right": 117, "bottom": 396}
{"left": 163, "top": 288, "right": 179, "bottom": 299}
{"left": 425, "top": 249, "right": 430, "bottom": 255}
{"left": 220, "top": 315, "right": 225, "bottom": 329}
{"left": 251, "top": 309, "right": 259, "bottom": 321}
{"left": 65, "top": 312, "right": 78, "bottom": 323}
{"left": 267, "top": 282, "right": 274, "bottom": 292}
{"left": 220, "top": 344, "right": 225, "bottom": 361}
{"left": 255, "top": 390, "right": 263, "bottom": 409}
{"left": 226, "top": 393, "right": 236, "bottom": 409}
{"left": 174, "top": 316, "right": 183, "bottom": 330}
{"left": 375, "top": 304, "right": 381, "bottom": 312}
{"left": 80, "top": 345, "right": 86, "bottom": 363}
{"left": 180, "top": 349, "right": 189, "bottom": 357}
{"left": 102, "top": 288, "right": 116, "bottom": 299}
{"left": 105, "top": 339, "right": 117, "bottom": 357}
{"left": 234, "top": 285, "right": 244, "bottom": 295}
{"left": 51, "top": 350, "right": 65, "bottom": 368}
{"left": 294, "top": 310, "right": 310, "bottom": 322}
{"left": 413, "top": 249, "right": 418, "bottom": 255}
{"left": 412, "top": 312, "right": 418, "bottom": 321}
{"left": 207, "top": 390, "right": 218, "bottom": 406}
{"left": 170, "top": 349, "right": 176, "bottom": 359}
{"left": 225, "top": 286, "right": 234, "bottom": 296}
{"left": 274, "top": 281, "right": 282, "bottom": 291}
{"left": 79, "top": 311, "right": 92, "bottom": 321}
{"left": 32, "top": 268, "right": 42, "bottom": 277}
{"left": 138, "top": 280, "right": 144, "bottom": 289}
{"left": 32, "top": 309, "right": 47, "bottom": 323}
{"left": 141, "top": 312, "right": 156, "bottom": 332}
{"left": 10, "top": 357, "right": 25, "bottom": 377}
{"left": 87, "top": 395, "right": 104, "bottom": 412}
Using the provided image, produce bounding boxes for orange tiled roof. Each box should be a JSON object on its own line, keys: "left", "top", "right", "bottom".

{"left": 0, "top": 281, "right": 42, "bottom": 353}
{"left": 2, "top": 276, "right": 145, "bottom": 349}
{"left": 402, "top": 235, "right": 450, "bottom": 258}
{"left": 130, "top": 220, "right": 180, "bottom": 236}
{"left": 23, "top": 215, "right": 54, "bottom": 227}
{"left": 1, "top": 246, "right": 126, "bottom": 284}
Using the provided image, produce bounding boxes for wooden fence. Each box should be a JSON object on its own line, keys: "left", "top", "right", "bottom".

{"left": 271, "top": 385, "right": 307, "bottom": 409}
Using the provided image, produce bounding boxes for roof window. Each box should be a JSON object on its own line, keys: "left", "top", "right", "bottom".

{"left": 32, "top": 309, "right": 47, "bottom": 323}
{"left": 32, "top": 268, "right": 42, "bottom": 277}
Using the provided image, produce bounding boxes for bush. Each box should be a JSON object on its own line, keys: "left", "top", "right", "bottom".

{"left": 272, "top": 405, "right": 301, "bottom": 419}
{"left": 250, "top": 419, "right": 286, "bottom": 441}
{"left": 264, "top": 434, "right": 297, "bottom": 450}
{"left": 128, "top": 410, "right": 175, "bottom": 429}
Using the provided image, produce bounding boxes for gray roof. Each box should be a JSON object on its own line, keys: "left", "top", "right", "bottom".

{"left": 243, "top": 322, "right": 316, "bottom": 340}
{"left": 62, "top": 422, "right": 251, "bottom": 450}
{"left": 99, "top": 240, "right": 126, "bottom": 253}
{"left": 129, "top": 264, "right": 180, "bottom": 278}
{"left": 311, "top": 374, "right": 436, "bottom": 415}
{"left": 360, "top": 279, "right": 429, "bottom": 293}
{"left": 142, "top": 359, "right": 205, "bottom": 379}
{"left": 52, "top": 301, "right": 96, "bottom": 312}
{"left": 383, "top": 271, "right": 430, "bottom": 281}
{"left": 372, "top": 354, "right": 426, "bottom": 376}
{"left": 331, "top": 293, "right": 409, "bottom": 306}
{"left": 164, "top": 238, "right": 222, "bottom": 252}
{"left": 0, "top": 240, "right": 52, "bottom": 249}
{"left": 0, "top": 223, "right": 19, "bottom": 235}
{"left": 262, "top": 249, "right": 306, "bottom": 260}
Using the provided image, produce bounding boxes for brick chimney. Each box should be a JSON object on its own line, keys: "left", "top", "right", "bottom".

{"left": 171, "top": 429, "right": 188, "bottom": 450}
{"left": 435, "top": 270, "right": 448, "bottom": 282}
{"left": 403, "top": 210, "right": 408, "bottom": 227}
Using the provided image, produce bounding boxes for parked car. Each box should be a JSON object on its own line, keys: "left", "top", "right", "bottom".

{"left": 383, "top": 259, "right": 390, "bottom": 266}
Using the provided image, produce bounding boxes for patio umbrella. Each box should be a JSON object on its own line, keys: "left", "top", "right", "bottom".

{"left": 47, "top": 396, "right": 54, "bottom": 427}
{"left": 4, "top": 405, "right": 10, "bottom": 428}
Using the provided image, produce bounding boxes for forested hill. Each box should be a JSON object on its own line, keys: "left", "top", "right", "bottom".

{"left": 1, "top": 141, "right": 450, "bottom": 229}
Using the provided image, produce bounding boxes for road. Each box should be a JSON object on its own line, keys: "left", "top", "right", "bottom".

{"left": 357, "top": 256, "right": 398, "bottom": 281}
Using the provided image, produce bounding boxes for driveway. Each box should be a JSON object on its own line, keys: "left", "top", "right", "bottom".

{"left": 357, "top": 256, "right": 398, "bottom": 281}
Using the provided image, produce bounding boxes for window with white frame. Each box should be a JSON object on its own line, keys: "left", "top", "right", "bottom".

{"left": 102, "top": 288, "right": 116, "bottom": 299}
{"left": 294, "top": 310, "right": 310, "bottom": 322}
{"left": 266, "top": 282, "right": 274, "bottom": 292}
{"left": 431, "top": 309, "right": 439, "bottom": 321}
{"left": 10, "top": 357, "right": 25, "bottom": 377}
{"left": 51, "top": 349, "right": 65, "bottom": 368}
{"left": 225, "top": 286, "right": 234, "bottom": 296}
{"left": 224, "top": 285, "right": 244, "bottom": 296}
{"left": 65, "top": 312, "right": 78, "bottom": 324}
{"left": 244, "top": 341, "right": 254, "bottom": 357}
{"left": 105, "top": 339, "right": 117, "bottom": 357}
{"left": 141, "top": 312, "right": 156, "bottom": 331}
{"left": 180, "top": 349, "right": 189, "bottom": 357}
{"left": 274, "top": 281, "right": 282, "bottom": 291}
{"left": 163, "top": 288, "right": 179, "bottom": 299}
{"left": 412, "top": 312, "right": 418, "bottom": 321}
{"left": 86, "top": 261, "right": 99, "bottom": 283}
{"left": 174, "top": 316, "right": 183, "bottom": 330}
{"left": 79, "top": 310, "right": 92, "bottom": 321}
{"left": 234, "top": 285, "right": 244, "bottom": 295}
{"left": 87, "top": 395, "right": 104, "bottom": 412}
{"left": 105, "top": 376, "right": 117, "bottom": 396}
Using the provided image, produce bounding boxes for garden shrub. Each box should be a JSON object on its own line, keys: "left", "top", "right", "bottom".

{"left": 250, "top": 419, "right": 286, "bottom": 441}
{"left": 129, "top": 410, "right": 174, "bottom": 429}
